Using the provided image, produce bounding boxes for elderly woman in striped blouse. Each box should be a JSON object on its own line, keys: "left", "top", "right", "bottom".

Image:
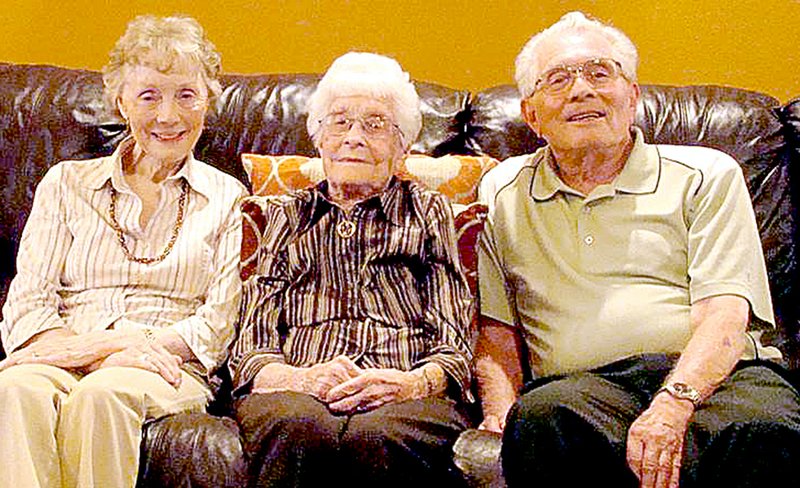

{"left": 229, "top": 52, "right": 474, "bottom": 488}
{"left": 0, "top": 15, "right": 245, "bottom": 488}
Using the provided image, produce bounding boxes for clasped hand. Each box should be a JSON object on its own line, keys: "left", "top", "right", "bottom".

{"left": 253, "top": 355, "right": 424, "bottom": 414}
{"left": 0, "top": 329, "right": 182, "bottom": 388}
{"left": 97, "top": 342, "right": 183, "bottom": 388}
{"left": 0, "top": 329, "right": 117, "bottom": 371}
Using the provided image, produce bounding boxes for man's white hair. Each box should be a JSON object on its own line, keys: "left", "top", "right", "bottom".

{"left": 306, "top": 52, "right": 422, "bottom": 150}
{"left": 515, "top": 11, "right": 638, "bottom": 98}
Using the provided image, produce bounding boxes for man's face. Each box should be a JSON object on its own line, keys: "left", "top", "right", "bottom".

{"left": 317, "top": 95, "right": 405, "bottom": 193}
{"left": 521, "top": 31, "right": 640, "bottom": 155}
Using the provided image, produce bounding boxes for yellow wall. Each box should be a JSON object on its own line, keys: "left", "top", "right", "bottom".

{"left": 1, "top": 0, "right": 798, "bottom": 102}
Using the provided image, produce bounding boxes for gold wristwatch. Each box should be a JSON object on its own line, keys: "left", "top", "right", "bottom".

{"left": 657, "top": 382, "right": 701, "bottom": 407}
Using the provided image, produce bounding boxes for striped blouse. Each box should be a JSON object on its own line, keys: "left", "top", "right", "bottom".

{"left": 0, "top": 138, "right": 247, "bottom": 378}
{"left": 230, "top": 177, "right": 474, "bottom": 399}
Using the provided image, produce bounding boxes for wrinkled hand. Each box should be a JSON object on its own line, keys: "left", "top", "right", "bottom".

{"left": 299, "top": 355, "right": 363, "bottom": 400}
{"left": 97, "top": 342, "right": 183, "bottom": 389}
{"left": 626, "top": 395, "right": 694, "bottom": 488}
{"left": 0, "top": 330, "right": 141, "bottom": 372}
{"left": 325, "top": 368, "right": 421, "bottom": 414}
{"left": 252, "top": 355, "right": 364, "bottom": 398}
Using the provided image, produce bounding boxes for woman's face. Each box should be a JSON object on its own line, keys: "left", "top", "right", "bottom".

{"left": 117, "top": 64, "right": 209, "bottom": 166}
{"left": 317, "top": 95, "right": 405, "bottom": 194}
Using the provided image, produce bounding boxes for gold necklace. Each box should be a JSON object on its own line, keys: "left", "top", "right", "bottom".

{"left": 108, "top": 179, "right": 188, "bottom": 264}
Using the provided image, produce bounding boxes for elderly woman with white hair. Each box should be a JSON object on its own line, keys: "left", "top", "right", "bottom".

{"left": 0, "top": 15, "right": 245, "bottom": 488}
{"left": 229, "top": 52, "right": 473, "bottom": 487}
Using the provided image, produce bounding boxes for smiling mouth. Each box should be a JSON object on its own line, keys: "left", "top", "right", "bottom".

{"left": 566, "top": 111, "right": 606, "bottom": 122}
{"left": 153, "top": 131, "right": 187, "bottom": 142}
{"left": 336, "top": 158, "right": 370, "bottom": 164}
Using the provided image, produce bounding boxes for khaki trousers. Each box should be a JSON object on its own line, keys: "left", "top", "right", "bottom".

{"left": 0, "top": 364, "right": 210, "bottom": 488}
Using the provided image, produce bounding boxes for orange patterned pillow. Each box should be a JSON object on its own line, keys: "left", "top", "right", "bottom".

{"left": 240, "top": 197, "right": 266, "bottom": 282}
{"left": 242, "top": 155, "right": 323, "bottom": 196}
{"left": 453, "top": 202, "right": 489, "bottom": 296}
{"left": 398, "top": 155, "right": 497, "bottom": 205}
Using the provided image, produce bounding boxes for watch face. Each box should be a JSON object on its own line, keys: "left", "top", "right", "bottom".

{"left": 668, "top": 382, "right": 700, "bottom": 403}
{"left": 673, "top": 383, "right": 691, "bottom": 394}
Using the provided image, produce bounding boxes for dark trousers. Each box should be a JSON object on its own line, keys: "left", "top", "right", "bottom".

{"left": 235, "top": 391, "right": 470, "bottom": 488}
{"left": 501, "top": 355, "right": 800, "bottom": 487}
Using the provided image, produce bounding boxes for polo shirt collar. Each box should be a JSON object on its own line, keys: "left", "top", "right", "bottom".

{"left": 530, "top": 146, "right": 581, "bottom": 201}
{"left": 530, "top": 127, "right": 658, "bottom": 201}
{"left": 613, "top": 127, "right": 659, "bottom": 195}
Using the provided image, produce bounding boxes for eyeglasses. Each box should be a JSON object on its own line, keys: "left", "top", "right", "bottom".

{"left": 319, "top": 113, "right": 401, "bottom": 139}
{"left": 532, "top": 58, "right": 625, "bottom": 96}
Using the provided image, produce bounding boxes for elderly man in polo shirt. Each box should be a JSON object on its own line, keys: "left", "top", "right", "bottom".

{"left": 475, "top": 11, "right": 800, "bottom": 488}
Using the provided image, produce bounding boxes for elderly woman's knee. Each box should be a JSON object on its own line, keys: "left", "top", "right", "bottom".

{"left": 0, "top": 365, "right": 72, "bottom": 402}
{"left": 61, "top": 368, "right": 144, "bottom": 414}
{"left": 0, "top": 377, "right": 47, "bottom": 407}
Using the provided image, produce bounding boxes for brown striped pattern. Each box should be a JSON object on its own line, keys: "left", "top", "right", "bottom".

{"left": 230, "top": 178, "right": 474, "bottom": 398}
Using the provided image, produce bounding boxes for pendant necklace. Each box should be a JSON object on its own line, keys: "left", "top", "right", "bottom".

{"left": 336, "top": 219, "right": 356, "bottom": 239}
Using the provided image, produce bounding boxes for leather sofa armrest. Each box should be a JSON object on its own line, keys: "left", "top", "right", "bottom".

{"left": 138, "top": 412, "right": 247, "bottom": 488}
{"left": 453, "top": 428, "right": 506, "bottom": 488}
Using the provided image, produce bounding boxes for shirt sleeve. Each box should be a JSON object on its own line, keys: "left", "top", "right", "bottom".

{"left": 166, "top": 184, "right": 247, "bottom": 376}
{"left": 416, "top": 192, "right": 475, "bottom": 402}
{"left": 228, "top": 197, "right": 293, "bottom": 395}
{"left": 477, "top": 173, "right": 517, "bottom": 327}
{"left": 686, "top": 152, "right": 775, "bottom": 326}
{"left": 1, "top": 164, "right": 72, "bottom": 352}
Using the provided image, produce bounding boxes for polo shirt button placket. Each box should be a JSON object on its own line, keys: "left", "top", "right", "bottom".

{"left": 584, "top": 235, "right": 594, "bottom": 245}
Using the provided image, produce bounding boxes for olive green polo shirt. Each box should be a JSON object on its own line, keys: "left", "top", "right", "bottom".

{"left": 478, "top": 128, "right": 777, "bottom": 377}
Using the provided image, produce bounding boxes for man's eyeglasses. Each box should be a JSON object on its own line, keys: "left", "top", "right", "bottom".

{"left": 532, "top": 58, "right": 625, "bottom": 96}
{"left": 319, "top": 113, "right": 401, "bottom": 139}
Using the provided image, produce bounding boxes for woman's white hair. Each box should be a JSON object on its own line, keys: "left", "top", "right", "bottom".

{"left": 306, "top": 52, "right": 422, "bottom": 150}
{"left": 515, "top": 11, "right": 638, "bottom": 98}
{"left": 102, "top": 15, "right": 222, "bottom": 117}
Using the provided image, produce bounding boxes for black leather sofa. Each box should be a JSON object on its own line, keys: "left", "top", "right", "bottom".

{"left": 1, "top": 62, "right": 798, "bottom": 487}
